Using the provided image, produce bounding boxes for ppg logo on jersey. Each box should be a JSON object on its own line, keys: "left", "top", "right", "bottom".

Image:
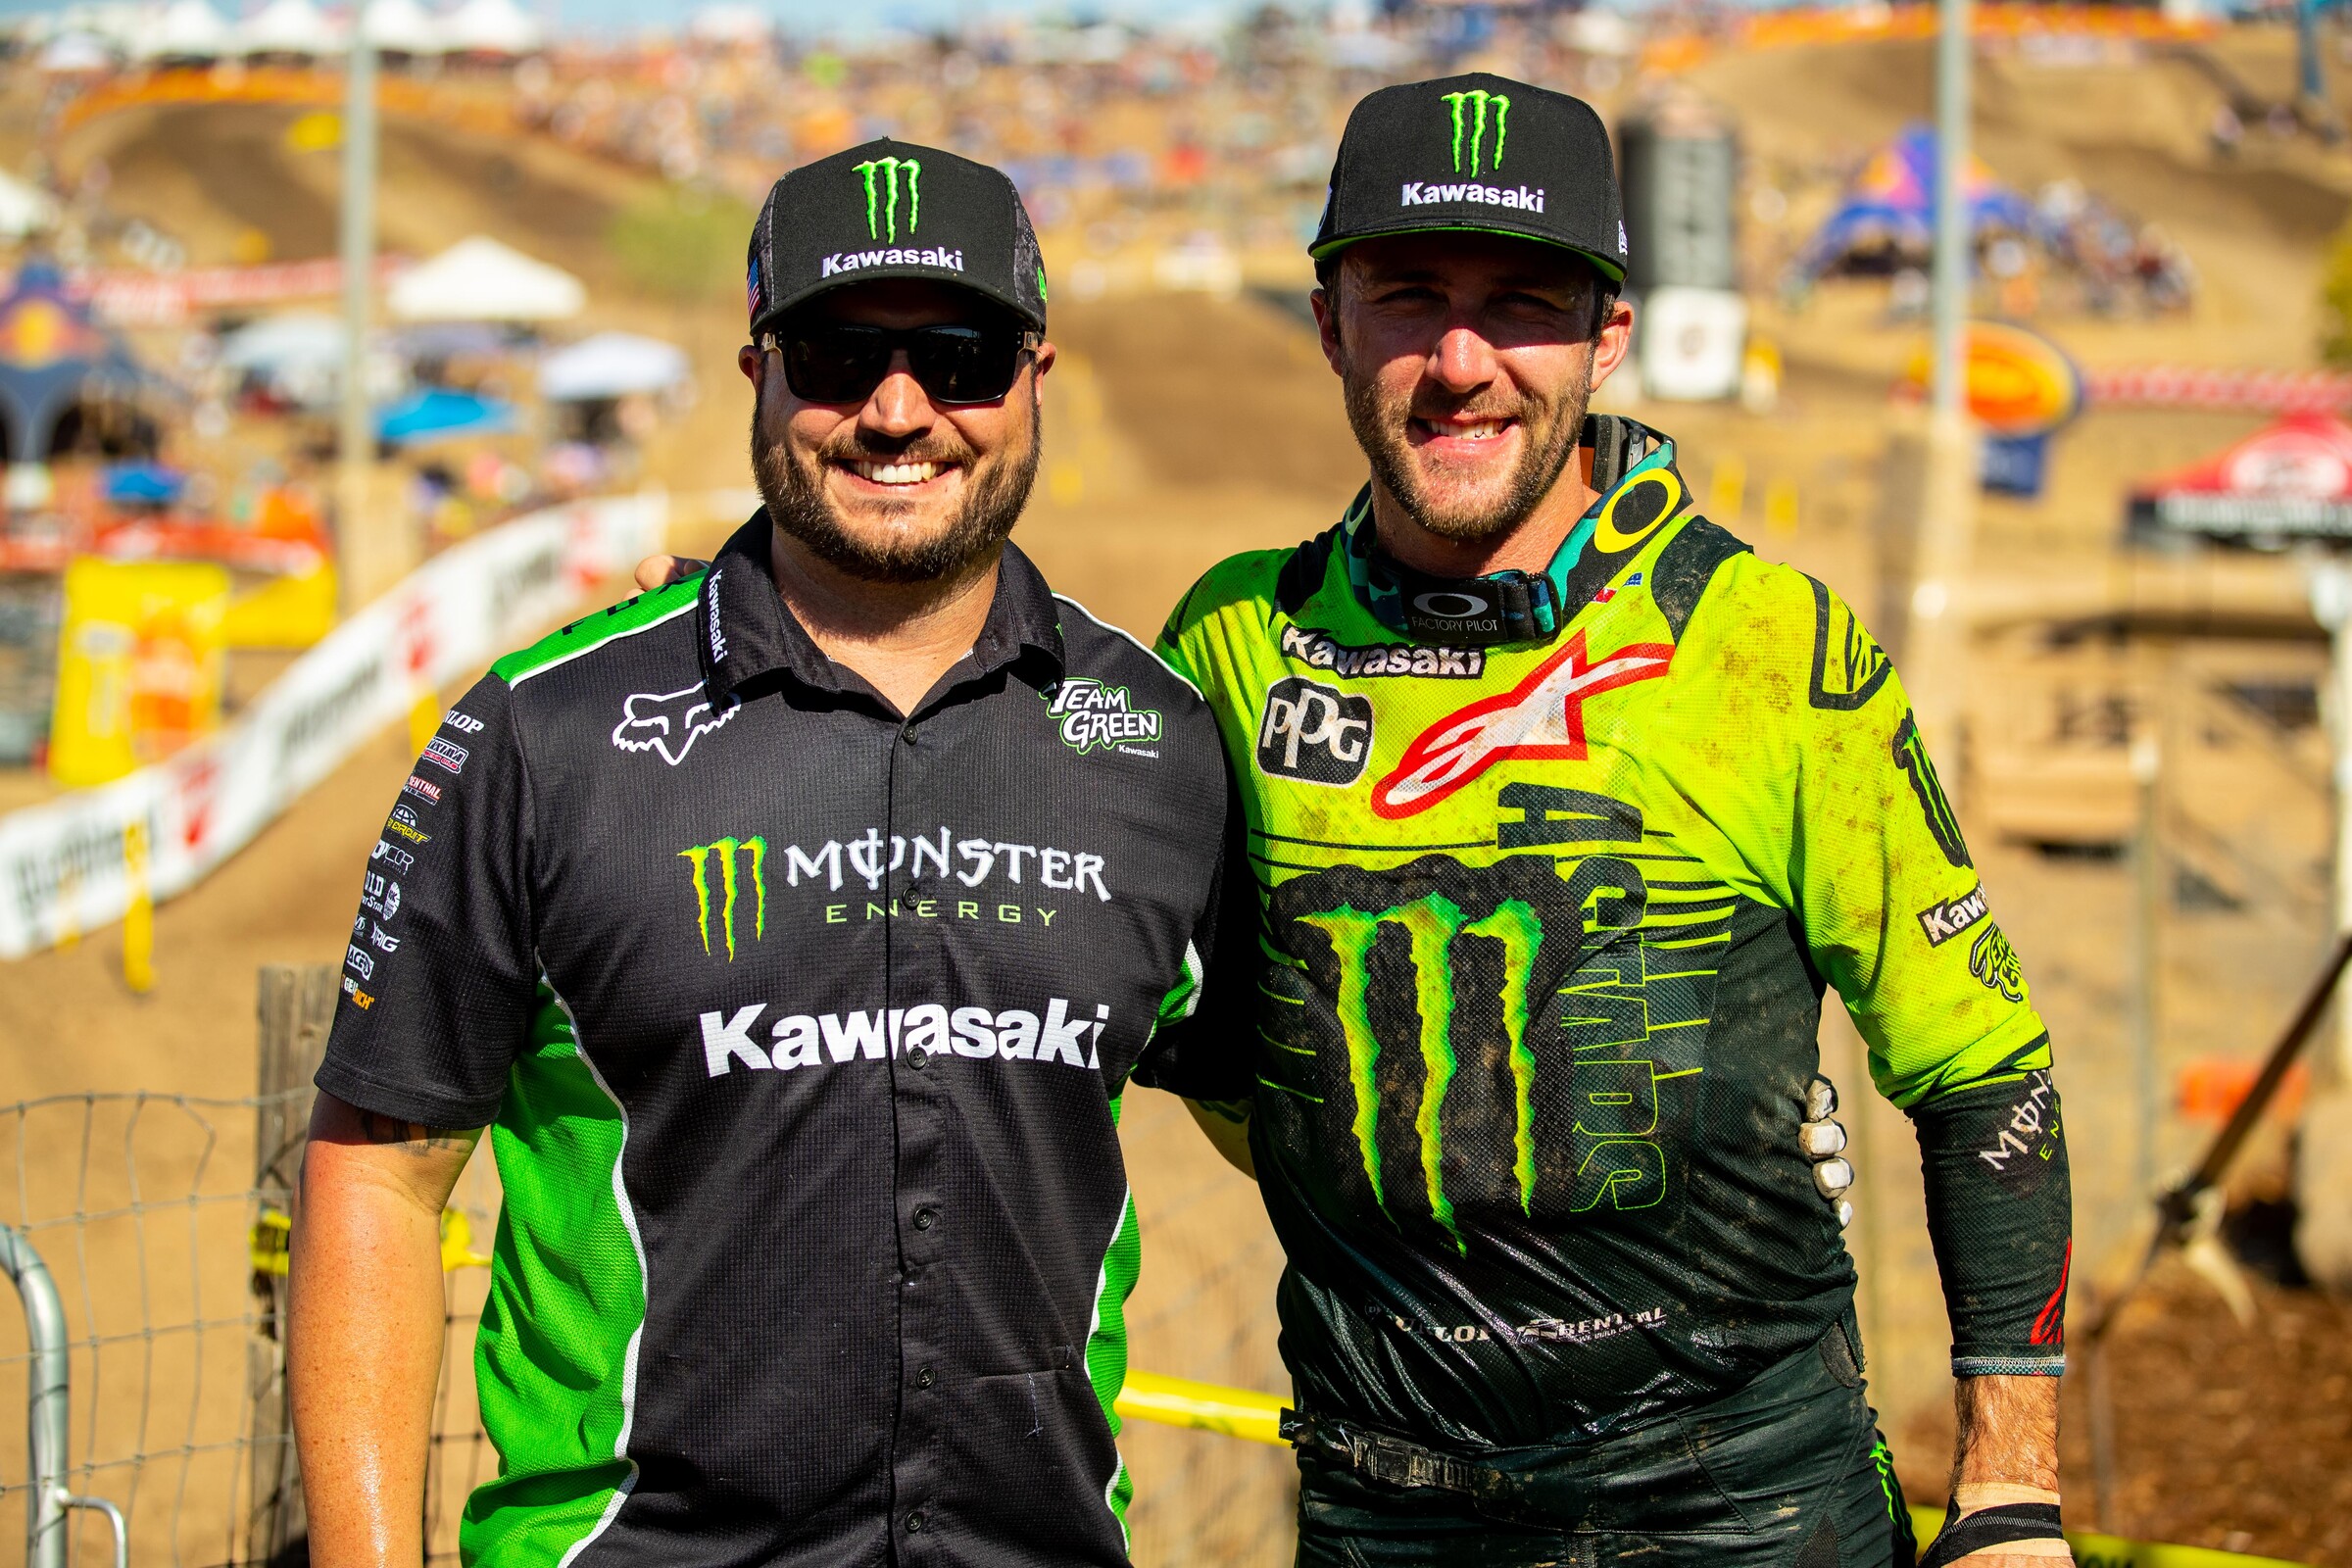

{"left": 1258, "top": 677, "right": 1374, "bottom": 785}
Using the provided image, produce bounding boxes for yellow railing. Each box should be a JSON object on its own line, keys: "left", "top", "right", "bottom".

{"left": 1111, "top": 1374, "right": 2310, "bottom": 1568}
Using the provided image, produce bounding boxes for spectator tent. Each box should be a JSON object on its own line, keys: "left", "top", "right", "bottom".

{"left": 1792, "top": 124, "right": 2034, "bottom": 280}
{"left": 2127, "top": 412, "right": 2352, "bottom": 547}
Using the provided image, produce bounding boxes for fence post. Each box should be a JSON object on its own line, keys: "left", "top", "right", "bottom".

{"left": 249, "top": 964, "right": 336, "bottom": 1567}
{"left": 2, "top": 1224, "right": 71, "bottom": 1568}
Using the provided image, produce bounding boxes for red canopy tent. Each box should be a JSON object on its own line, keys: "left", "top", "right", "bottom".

{"left": 2128, "top": 411, "right": 2352, "bottom": 547}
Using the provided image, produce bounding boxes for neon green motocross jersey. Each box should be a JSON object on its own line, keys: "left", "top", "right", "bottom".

{"left": 1156, "top": 417, "right": 2059, "bottom": 1447}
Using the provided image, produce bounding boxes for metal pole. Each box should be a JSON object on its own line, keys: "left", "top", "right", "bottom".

{"left": 2298, "top": 0, "right": 2326, "bottom": 109}
{"left": 1931, "top": 0, "right": 1971, "bottom": 430}
{"left": 3, "top": 1223, "right": 74, "bottom": 1568}
{"left": 336, "top": 4, "right": 378, "bottom": 613}
{"left": 2130, "top": 733, "right": 2162, "bottom": 1204}
{"left": 1900, "top": 0, "right": 1980, "bottom": 771}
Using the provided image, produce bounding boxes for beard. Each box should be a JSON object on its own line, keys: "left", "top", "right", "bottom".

{"left": 751, "top": 390, "right": 1043, "bottom": 584}
{"left": 1341, "top": 351, "right": 1594, "bottom": 543}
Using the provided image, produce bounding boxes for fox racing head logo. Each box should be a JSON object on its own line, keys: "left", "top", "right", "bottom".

{"left": 612, "top": 685, "right": 742, "bottom": 766}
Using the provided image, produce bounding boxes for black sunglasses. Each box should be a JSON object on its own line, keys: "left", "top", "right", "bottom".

{"left": 763, "top": 320, "right": 1039, "bottom": 407}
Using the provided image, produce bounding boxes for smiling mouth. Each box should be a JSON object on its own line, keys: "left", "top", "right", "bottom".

{"left": 1411, "top": 416, "right": 1517, "bottom": 445}
{"left": 837, "top": 458, "right": 955, "bottom": 488}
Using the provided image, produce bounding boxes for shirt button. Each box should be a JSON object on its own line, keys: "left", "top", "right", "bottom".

{"left": 915, "top": 1365, "right": 935, "bottom": 1389}
{"left": 906, "top": 1046, "right": 929, "bottom": 1069}
{"left": 913, "top": 1205, "right": 936, "bottom": 1231}
{"left": 903, "top": 721, "right": 919, "bottom": 744}
{"left": 906, "top": 1511, "right": 926, "bottom": 1535}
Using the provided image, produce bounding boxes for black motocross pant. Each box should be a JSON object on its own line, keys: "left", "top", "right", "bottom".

{"left": 1293, "top": 1322, "right": 1917, "bottom": 1568}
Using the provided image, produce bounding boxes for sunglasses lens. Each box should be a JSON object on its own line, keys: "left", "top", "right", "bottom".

{"left": 782, "top": 327, "right": 892, "bottom": 404}
{"left": 906, "top": 326, "right": 1025, "bottom": 404}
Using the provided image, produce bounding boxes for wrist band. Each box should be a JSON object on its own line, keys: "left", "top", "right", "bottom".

{"left": 1918, "top": 1500, "right": 2067, "bottom": 1568}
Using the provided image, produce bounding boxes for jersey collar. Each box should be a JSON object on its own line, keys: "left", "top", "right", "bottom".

{"left": 1339, "top": 415, "right": 1690, "bottom": 641}
{"left": 698, "top": 512, "right": 1066, "bottom": 703}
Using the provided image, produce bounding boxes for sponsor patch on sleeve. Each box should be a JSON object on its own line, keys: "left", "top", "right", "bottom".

{"left": 1917, "top": 883, "right": 1990, "bottom": 947}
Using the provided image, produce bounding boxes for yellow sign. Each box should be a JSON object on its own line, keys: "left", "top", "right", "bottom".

{"left": 222, "top": 564, "right": 336, "bottom": 650}
{"left": 50, "top": 559, "right": 229, "bottom": 786}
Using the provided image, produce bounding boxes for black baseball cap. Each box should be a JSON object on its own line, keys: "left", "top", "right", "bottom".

{"left": 747, "top": 137, "right": 1048, "bottom": 337}
{"left": 1311, "top": 74, "right": 1628, "bottom": 284}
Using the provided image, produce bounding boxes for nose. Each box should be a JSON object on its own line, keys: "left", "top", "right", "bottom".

{"left": 1426, "top": 324, "right": 1498, "bottom": 396}
{"left": 862, "top": 350, "right": 936, "bottom": 436}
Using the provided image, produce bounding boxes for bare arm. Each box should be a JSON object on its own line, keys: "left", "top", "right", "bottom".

{"left": 1947, "top": 1374, "right": 2071, "bottom": 1564}
{"left": 1183, "top": 1097, "right": 1256, "bottom": 1179}
{"left": 289, "top": 1093, "right": 483, "bottom": 1568}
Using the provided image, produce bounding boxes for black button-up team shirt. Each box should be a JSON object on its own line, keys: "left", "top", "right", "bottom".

{"left": 318, "top": 516, "right": 1233, "bottom": 1567}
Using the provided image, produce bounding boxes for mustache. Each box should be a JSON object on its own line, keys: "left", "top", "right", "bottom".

{"left": 810, "top": 430, "right": 978, "bottom": 468}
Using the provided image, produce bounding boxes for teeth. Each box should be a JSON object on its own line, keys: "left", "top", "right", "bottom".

{"left": 852, "top": 460, "right": 940, "bottom": 485}
{"left": 1455, "top": 420, "right": 1509, "bottom": 441}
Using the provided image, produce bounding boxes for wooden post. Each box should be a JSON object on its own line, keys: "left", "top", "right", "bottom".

{"left": 248, "top": 964, "right": 336, "bottom": 1568}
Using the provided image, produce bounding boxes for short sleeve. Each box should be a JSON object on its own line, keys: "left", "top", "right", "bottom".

{"left": 314, "top": 672, "right": 540, "bottom": 1127}
{"left": 1789, "top": 581, "right": 2053, "bottom": 1109}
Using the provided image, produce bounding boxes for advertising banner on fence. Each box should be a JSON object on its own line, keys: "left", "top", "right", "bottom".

{"left": 0, "top": 489, "right": 668, "bottom": 958}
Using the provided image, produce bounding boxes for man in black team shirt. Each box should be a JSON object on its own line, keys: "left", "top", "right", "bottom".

{"left": 288, "top": 141, "right": 1236, "bottom": 1568}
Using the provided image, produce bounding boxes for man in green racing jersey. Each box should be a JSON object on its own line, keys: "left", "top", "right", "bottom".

{"left": 1153, "top": 75, "right": 2075, "bottom": 1568}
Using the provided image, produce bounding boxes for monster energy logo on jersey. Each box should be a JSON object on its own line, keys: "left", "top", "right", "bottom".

{"left": 1269, "top": 822, "right": 1706, "bottom": 1256}
{"left": 1892, "top": 710, "right": 1973, "bottom": 869}
{"left": 1442, "top": 89, "right": 1509, "bottom": 176}
{"left": 680, "top": 836, "right": 767, "bottom": 960}
{"left": 854, "top": 157, "right": 921, "bottom": 242}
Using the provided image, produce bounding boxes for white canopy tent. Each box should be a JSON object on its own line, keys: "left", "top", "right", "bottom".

{"left": 539, "top": 331, "right": 689, "bottom": 401}
{"left": 362, "top": 0, "right": 450, "bottom": 54}
{"left": 36, "top": 31, "right": 117, "bottom": 71}
{"left": 234, "top": 0, "right": 345, "bottom": 56}
{"left": 438, "top": 0, "right": 543, "bottom": 55}
{"left": 0, "top": 172, "right": 60, "bottom": 239}
{"left": 135, "top": 0, "right": 234, "bottom": 59}
{"left": 388, "top": 236, "right": 584, "bottom": 323}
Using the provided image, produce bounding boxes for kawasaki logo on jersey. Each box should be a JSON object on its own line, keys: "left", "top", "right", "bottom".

{"left": 854, "top": 156, "right": 920, "bottom": 242}
{"left": 1372, "top": 631, "right": 1671, "bottom": 817}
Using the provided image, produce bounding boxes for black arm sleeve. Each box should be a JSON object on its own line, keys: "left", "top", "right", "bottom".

{"left": 314, "top": 672, "right": 540, "bottom": 1128}
{"left": 1906, "top": 1060, "right": 2073, "bottom": 1377}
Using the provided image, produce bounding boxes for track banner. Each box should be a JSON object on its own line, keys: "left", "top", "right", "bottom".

{"left": 0, "top": 490, "right": 669, "bottom": 959}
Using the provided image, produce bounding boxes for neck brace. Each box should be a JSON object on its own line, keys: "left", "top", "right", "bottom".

{"left": 1375, "top": 555, "right": 1562, "bottom": 646}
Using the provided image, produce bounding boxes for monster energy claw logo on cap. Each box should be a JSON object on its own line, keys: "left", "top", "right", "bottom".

{"left": 1442, "top": 88, "right": 1509, "bottom": 177}
{"left": 854, "top": 155, "right": 921, "bottom": 243}
{"left": 746, "top": 137, "right": 1050, "bottom": 337}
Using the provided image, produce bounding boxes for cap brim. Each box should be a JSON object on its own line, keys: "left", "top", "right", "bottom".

{"left": 759, "top": 268, "right": 1046, "bottom": 335}
{"left": 1310, "top": 222, "right": 1627, "bottom": 284}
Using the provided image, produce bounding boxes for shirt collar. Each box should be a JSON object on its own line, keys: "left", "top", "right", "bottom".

{"left": 697, "top": 511, "right": 1066, "bottom": 701}
{"left": 1338, "top": 415, "right": 1681, "bottom": 635}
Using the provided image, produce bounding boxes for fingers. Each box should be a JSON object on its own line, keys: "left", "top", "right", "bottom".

{"left": 634, "top": 555, "right": 710, "bottom": 592}
{"left": 1805, "top": 1074, "right": 1855, "bottom": 1229}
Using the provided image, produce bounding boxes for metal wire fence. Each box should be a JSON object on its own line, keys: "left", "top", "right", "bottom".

{"left": 0, "top": 973, "right": 1296, "bottom": 1568}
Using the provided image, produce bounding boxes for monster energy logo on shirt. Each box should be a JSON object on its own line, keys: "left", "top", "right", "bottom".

{"left": 681, "top": 836, "right": 767, "bottom": 960}
{"left": 1273, "top": 827, "right": 1711, "bottom": 1257}
{"left": 1892, "top": 710, "right": 1973, "bottom": 869}
{"left": 854, "top": 156, "right": 921, "bottom": 242}
{"left": 1442, "top": 89, "right": 1509, "bottom": 176}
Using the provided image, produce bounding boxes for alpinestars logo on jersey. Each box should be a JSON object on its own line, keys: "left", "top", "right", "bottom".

{"left": 1401, "top": 88, "right": 1544, "bottom": 213}
{"left": 1372, "top": 631, "right": 1672, "bottom": 817}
